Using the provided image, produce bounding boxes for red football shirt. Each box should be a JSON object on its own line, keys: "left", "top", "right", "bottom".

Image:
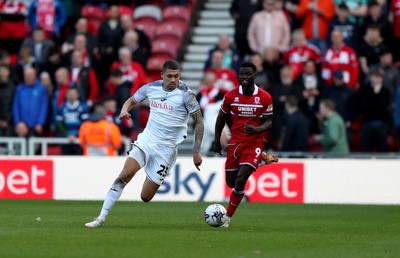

{"left": 221, "top": 85, "right": 273, "bottom": 144}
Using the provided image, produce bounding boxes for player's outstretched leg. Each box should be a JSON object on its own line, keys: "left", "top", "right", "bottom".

{"left": 85, "top": 178, "right": 127, "bottom": 228}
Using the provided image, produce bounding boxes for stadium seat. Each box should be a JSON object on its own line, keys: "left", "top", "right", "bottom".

{"left": 147, "top": 55, "right": 170, "bottom": 80}
{"left": 87, "top": 19, "right": 102, "bottom": 35}
{"left": 162, "top": 5, "right": 191, "bottom": 24}
{"left": 151, "top": 38, "right": 181, "bottom": 59}
{"left": 146, "top": 0, "right": 166, "bottom": 9}
{"left": 153, "top": 21, "right": 187, "bottom": 42}
{"left": 104, "top": 5, "right": 134, "bottom": 18}
{"left": 133, "top": 5, "right": 163, "bottom": 22}
{"left": 134, "top": 17, "right": 159, "bottom": 40}
{"left": 81, "top": 5, "right": 104, "bottom": 20}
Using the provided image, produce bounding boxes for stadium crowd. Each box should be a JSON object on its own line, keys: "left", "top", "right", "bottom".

{"left": 0, "top": 0, "right": 399, "bottom": 155}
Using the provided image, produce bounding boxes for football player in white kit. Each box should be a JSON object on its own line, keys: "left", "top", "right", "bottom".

{"left": 85, "top": 60, "right": 204, "bottom": 227}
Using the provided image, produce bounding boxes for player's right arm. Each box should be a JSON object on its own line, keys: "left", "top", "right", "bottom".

{"left": 119, "top": 97, "right": 138, "bottom": 120}
{"left": 214, "top": 109, "right": 227, "bottom": 155}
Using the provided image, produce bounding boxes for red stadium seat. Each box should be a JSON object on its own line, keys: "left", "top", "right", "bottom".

{"left": 104, "top": 5, "right": 134, "bottom": 18}
{"left": 163, "top": 5, "right": 191, "bottom": 24}
{"left": 147, "top": 55, "right": 170, "bottom": 81}
{"left": 151, "top": 38, "right": 181, "bottom": 59}
{"left": 81, "top": 5, "right": 104, "bottom": 20}
{"left": 87, "top": 19, "right": 102, "bottom": 35}
{"left": 154, "top": 21, "right": 187, "bottom": 42}
{"left": 133, "top": 5, "right": 162, "bottom": 22}
{"left": 134, "top": 17, "right": 159, "bottom": 40}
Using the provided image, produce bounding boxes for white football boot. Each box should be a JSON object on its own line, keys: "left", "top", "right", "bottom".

{"left": 220, "top": 215, "right": 231, "bottom": 228}
{"left": 85, "top": 218, "right": 105, "bottom": 228}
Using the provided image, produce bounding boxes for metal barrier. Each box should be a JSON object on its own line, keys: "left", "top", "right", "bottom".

{"left": 28, "top": 137, "right": 132, "bottom": 156}
{"left": 0, "top": 137, "right": 27, "bottom": 155}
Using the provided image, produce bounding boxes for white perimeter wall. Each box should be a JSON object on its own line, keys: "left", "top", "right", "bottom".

{"left": 1, "top": 157, "right": 400, "bottom": 204}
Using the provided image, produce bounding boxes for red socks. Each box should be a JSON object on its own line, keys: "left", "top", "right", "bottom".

{"left": 226, "top": 190, "right": 244, "bottom": 217}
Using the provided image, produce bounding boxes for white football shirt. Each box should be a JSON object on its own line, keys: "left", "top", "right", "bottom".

{"left": 133, "top": 80, "right": 200, "bottom": 147}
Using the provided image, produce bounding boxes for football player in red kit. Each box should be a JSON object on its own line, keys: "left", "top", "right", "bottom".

{"left": 214, "top": 61, "right": 278, "bottom": 227}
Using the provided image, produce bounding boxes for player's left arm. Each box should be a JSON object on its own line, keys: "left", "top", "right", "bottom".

{"left": 191, "top": 110, "right": 204, "bottom": 171}
{"left": 244, "top": 114, "right": 272, "bottom": 134}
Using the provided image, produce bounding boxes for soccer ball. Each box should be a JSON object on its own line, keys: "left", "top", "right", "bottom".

{"left": 204, "top": 204, "right": 227, "bottom": 227}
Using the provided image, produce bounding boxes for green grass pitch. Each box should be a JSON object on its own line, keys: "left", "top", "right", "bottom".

{"left": 1, "top": 200, "right": 399, "bottom": 258}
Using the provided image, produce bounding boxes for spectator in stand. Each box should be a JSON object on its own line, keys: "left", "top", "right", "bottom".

{"left": 12, "top": 67, "right": 48, "bottom": 137}
{"left": 322, "top": 69, "right": 356, "bottom": 144}
{"left": 204, "top": 34, "right": 242, "bottom": 72}
{"left": 262, "top": 47, "right": 281, "bottom": 90}
{"left": 284, "top": 0, "right": 303, "bottom": 31}
{"left": 359, "top": 0, "right": 392, "bottom": 46}
{"left": 0, "top": 0, "right": 27, "bottom": 55}
{"left": 250, "top": 53, "right": 270, "bottom": 91}
{"left": 97, "top": 5, "right": 123, "bottom": 82}
{"left": 69, "top": 50, "right": 99, "bottom": 108}
{"left": 56, "top": 87, "right": 89, "bottom": 155}
{"left": 204, "top": 50, "right": 240, "bottom": 91}
{"left": 53, "top": 67, "right": 70, "bottom": 109}
{"left": 40, "top": 71, "right": 54, "bottom": 132}
{"left": 294, "top": 0, "right": 336, "bottom": 54}
{"left": 230, "top": 0, "right": 262, "bottom": 58}
{"left": 394, "top": 86, "right": 400, "bottom": 145}
{"left": 281, "top": 29, "right": 321, "bottom": 80}
{"left": 314, "top": 98, "right": 349, "bottom": 154}
{"left": 281, "top": 95, "right": 309, "bottom": 152}
{"left": 0, "top": 64, "right": 15, "bottom": 137}
{"left": 247, "top": 0, "right": 291, "bottom": 55}
{"left": 21, "top": 26, "right": 55, "bottom": 73}
{"left": 61, "top": 33, "right": 96, "bottom": 68}
{"left": 28, "top": 0, "right": 66, "bottom": 38}
{"left": 66, "top": 17, "right": 98, "bottom": 54}
{"left": 295, "top": 60, "right": 325, "bottom": 133}
{"left": 196, "top": 72, "right": 227, "bottom": 155}
{"left": 270, "top": 65, "right": 303, "bottom": 148}
{"left": 358, "top": 67, "right": 391, "bottom": 152}
{"left": 196, "top": 72, "right": 226, "bottom": 114}
{"left": 321, "top": 30, "right": 359, "bottom": 90}
{"left": 109, "top": 47, "right": 148, "bottom": 95}
{"left": 334, "top": 0, "right": 368, "bottom": 25}
{"left": 327, "top": 3, "right": 358, "bottom": 50}
{"left": 79, "top": 104, "right": 122, "bottom": 156}
{"left": 119, "top": 14, "right": 151, "bottom": 54}
{"left": 103, "top": 95, "right": 133, "bottom": 138}
{"left": 122, "top": 30, "right": 148, "bottom": 71}
{"left": 369, "top": 51, "right": 400, "bottom": 103}
{"left": 358, "top": 25, "right": 387, "bottom": 81}
{"left": 108, "top": 69, "right": 134, "bottom": 135}
{"left": 15, "top": 46, "right": 38, "bottom": 82}
{"left": 0, "top": 50, "right": 19, "bottom": 85}
{"left": 389, "top": 0, "right": 400, "bottom": 61}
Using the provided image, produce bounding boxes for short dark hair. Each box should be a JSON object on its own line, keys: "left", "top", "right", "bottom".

{"left": 0, "top": 64, "right": 9, "bottom": 70}
{"left": 162, "top": 60, "right": 181, "bottom": 73}
{"left": 369, "top": 67, "right": 384, "bottom": 77}
{"left": 338, "top": 3, "right": 349, "bottom": 10}
{"left": 286, "top": 95, "right": 299, "bottom": 108}
{"left": 110, "top": 68, "right": 122, "bottom": 78}
{"left": 239, "top": 61, "right": 256, "bottom": 72}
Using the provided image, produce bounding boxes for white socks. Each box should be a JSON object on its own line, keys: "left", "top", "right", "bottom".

{"left": 98, "top": 178, "right": 126, "bottom": 221}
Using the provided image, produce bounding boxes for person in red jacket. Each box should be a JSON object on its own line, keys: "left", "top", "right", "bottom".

{"left": 108, "top": 47, "right": 148, "bottom": 95}
{"left": 321, "top": 30, "right": 359, "bottom": 90}
{"left": 204, "top": 50, "right": 240, "bottom": 91}
{"left": 281, "top": 29, "right": 321, "bottom": 80}
{"left": 69, "top": 50, "right": 99, "bottom": 108}
{"left": 0, "top": 0, "right": 27, "bottom": 54}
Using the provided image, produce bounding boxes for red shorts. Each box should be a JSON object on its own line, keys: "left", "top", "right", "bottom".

{"left": 225, "top": 141, "right": 264, "bottom": 171}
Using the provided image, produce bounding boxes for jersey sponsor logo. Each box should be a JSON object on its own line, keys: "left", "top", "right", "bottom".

{"left": 254, "top": 97, "right": 260, "bottom": 104}
{"left": 150, "top": 100, "right": 174, "bottom": 110}
{"left": 0, "top": 160, "right": 53, "bottom": 199}
{"left": 224, "top": 163, "right": 304, "bottom": 203}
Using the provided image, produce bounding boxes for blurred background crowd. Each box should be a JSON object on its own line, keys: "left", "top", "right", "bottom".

{"left": 0, "top": 0, "right": 400, "bottom": 156}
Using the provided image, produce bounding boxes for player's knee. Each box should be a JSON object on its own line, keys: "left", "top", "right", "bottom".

{"left": 226, "top": 180, "right": 235, "bottom": 189}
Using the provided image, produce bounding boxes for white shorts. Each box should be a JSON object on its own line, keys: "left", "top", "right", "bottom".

{"left": 128, "top": 140, "right": 177, "bottom": 186}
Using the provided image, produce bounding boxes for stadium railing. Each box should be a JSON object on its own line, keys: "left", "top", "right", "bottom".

{"left": 0, "top": 137, "right": 26, "bottom": 155}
